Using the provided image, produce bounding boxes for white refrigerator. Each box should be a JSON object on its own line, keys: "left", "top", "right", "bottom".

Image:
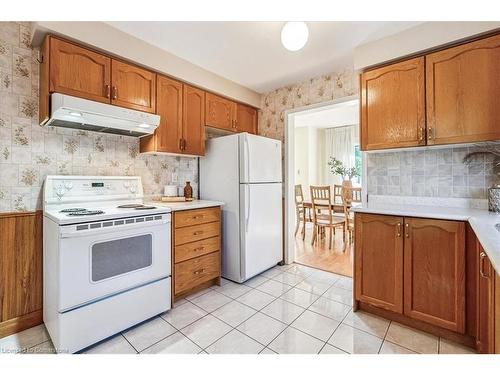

{"left": 200, "top": 132, "right": 283, "bottom": 283}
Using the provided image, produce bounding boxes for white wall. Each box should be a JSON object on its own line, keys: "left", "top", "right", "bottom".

{"left": 294, "top": 126, "right": 324, "bottom": 195}
{"left": 354, "top": 21, "right": 500, "bottom": 70}
{"left": 31, "top": 21, "right": 262, "bottom": 108}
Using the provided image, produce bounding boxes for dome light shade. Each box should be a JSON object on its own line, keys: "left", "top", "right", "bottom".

{"left": 281, "top": 22, "right": 309, "bottom": 51}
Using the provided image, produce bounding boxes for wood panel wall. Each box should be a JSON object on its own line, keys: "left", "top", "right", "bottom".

{"left": 0, "top": 211, "right": 43, "bottom": 338}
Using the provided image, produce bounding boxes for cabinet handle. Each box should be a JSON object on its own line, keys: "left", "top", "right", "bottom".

{"left": 193, "top": 247, "right": 204, "bottom": 252}
{"left": 418, "top": 127, "right": 425, "bottom": 143}
{"left": 405, "top": 223, "right": 409, "bottom": 238}
{"left": 193, "top": 231, "right": 204, "bottom": 236}
{"left": 112, "top": 86, "right": 117, "bottom": 100}
{"left": 105, "top": 84, "right": 111, "bottom": 98}
{"left": 480, "top": 252, "right": 489, "bottom": 279}
{"left": 193, "top": 268, "right": 205, "bottom": 275}
{"left": 179, "top": 139, "right": 183, "bottom": 151}
{"left": 183, "top": 139, "right": 187, "bottom": 150}
{"left": 427, "top": 127, "right": 433, "bottom": 141}
{"left": 397, "top": 222, "right": 402, "bottom": 237}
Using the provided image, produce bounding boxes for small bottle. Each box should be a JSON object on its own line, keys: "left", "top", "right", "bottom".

{"left": 184, "top": 181, "right": 193, "bottom": 201}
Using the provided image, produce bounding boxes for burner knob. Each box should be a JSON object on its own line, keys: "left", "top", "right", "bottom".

{"left": 130, "top": 185, "right": 137, "bottom": 193}
{"left": 64, "top": 181, "right": 73, "bottom": 190}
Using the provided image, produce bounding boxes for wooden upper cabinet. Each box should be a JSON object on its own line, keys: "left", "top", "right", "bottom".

{"left": 360, "top": 57, "right": 426, "bottom": 151}
{"left": 236, "top": 104, "right": 257, "bottom": 134}
{"left": 140, "top": 75, "right": 183, "bottom": 154}
{"left": 183, "top": 85, "right": 205, "bottom": 156}
{"left": 205, "top": 93, "right": 236, "bottom": 131}
{"left": 355, "top": 213, "right": 404, "bottom": 313}
{"left": 111, "top": 60, "right": 156, "bottom": 113}
{"left": 49, "top": 37, "right": 111, "bottom": 103}
{"left": 403, "top": 218, "right": 466, "bottom": 333}
{"left": 426, "top": 33, "right": 500, "bottom": 145}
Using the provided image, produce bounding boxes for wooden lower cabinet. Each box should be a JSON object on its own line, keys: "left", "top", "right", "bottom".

{"left": 403, "top": 218, "right": 466, "bottom": 333}
{"left": 171, "top": 207, "right": 221, "bottom": 301}
{"left": 0, "top": 212, "right": 43, "bottom": 338}
{"left": 476, "top": 247, "right": 496, "bottom": 353}
{"left": 355, "top": 213, "right": 467, "bottom": 336}
{"left": 355, "top": 214, "right": 404, "bottom": 313}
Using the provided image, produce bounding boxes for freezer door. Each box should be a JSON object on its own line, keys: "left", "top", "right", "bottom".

{"left": 240, "top": 183, "right": 283, "bottom": 280}
{"left": 239, "top": 133, "right": 282, "bottom": 183}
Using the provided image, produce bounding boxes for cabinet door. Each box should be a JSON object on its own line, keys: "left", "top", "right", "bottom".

{"left": 477, "top": 248, "right": 495, "bottom": 353}
{"left": 49, "top": 37, "right": 111, "bottom": 103}
{"left": 426, "top": 34, "right": 500, "bottom": 145}
{"left": 403, "top": 218, "right": 465, "bottom": 333}
{"left": 142, "top": 75, "right": 183, "bottom": 153}
{"left": 183, "top": 85, "right": 205, "bottom": 156}
{"left": 205, "top": 93, "right": 236, "bottom": 131}
{"left": 111, "top": 60, "right": 156, "bottom": 113}
{"left": 236, "top": 103, "right": 257, "bottom": 134}
{"left": 360, "top": 57, "right": 425, "bottom": 150}
{"left": 354, "top": 213, "right": 404, "bottom": 313}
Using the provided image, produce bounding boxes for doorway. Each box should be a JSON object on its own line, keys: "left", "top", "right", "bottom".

{"left": 283, "top": 96, "right": 363, "bottom": 277}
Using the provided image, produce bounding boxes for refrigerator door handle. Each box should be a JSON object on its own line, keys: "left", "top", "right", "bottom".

{"left": 245, "top": 135, "right": 250, "bottom": 183}
{"left": 245, "top": 184, "right": 250, "bottom": 232}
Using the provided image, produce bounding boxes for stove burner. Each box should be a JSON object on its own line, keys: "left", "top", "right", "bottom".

{"left": 134, "top": 206, "right": 157, "bottom": 210}
{"left": 60, "top": 208, "right": 87, "bottom": 213}
{"left": 66, "top": 210, "right": 105, "bottom": 216}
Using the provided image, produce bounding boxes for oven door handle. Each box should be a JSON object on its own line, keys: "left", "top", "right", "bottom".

{"left": 60, "top": 220, "right": 170, "bottom": 239}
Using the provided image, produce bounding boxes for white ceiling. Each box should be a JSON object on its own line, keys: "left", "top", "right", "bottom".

{"left": 294, "top": 99, "right": 359, "bottom": 128}
{"left": 106, "top": 21, "right": 422, "bottom": 93}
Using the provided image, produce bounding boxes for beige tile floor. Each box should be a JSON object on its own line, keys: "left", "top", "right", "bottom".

{"left": 0, "top": 264, "right": 477, "bottom": 354}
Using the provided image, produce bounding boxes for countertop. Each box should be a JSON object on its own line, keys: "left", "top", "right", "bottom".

{"left": 146, "top": 199, "right": 224, "bottom": 212}
{"left": 351, "top": 202, "right": 500, "bottom": 274}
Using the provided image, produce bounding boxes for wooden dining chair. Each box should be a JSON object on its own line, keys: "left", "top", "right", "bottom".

{"left": 294, "top": 184, "right": 312, "bottom": 240}
{"left": 310, "top": 185, "right": 346, "bottom": 249}
{"left": 341, "top": 187, "right": 362, "bottom": 247}
{"left": 333, "top": 185, "right": 343, "bottom": 205}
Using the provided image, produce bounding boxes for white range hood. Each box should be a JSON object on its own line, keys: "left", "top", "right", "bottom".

{"left": 43, "top": 93, "right": 160, "bottom": 137}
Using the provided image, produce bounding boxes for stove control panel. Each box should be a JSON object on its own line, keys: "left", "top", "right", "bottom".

{"left": 44, "top": 176, "right": 144, "bottom": 203}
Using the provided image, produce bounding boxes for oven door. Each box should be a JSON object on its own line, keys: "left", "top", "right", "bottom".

{"left": 57, "top": 213, "right": 171, "bottom": 312}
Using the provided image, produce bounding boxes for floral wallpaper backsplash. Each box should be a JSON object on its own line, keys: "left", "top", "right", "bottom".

{"left": 258, "top": 69, "right": 358, "bottom": 141}
{"left": 0, "top": 22, "right": 198, "bottom": 212}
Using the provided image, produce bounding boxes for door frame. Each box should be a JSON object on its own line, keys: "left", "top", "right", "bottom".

{"left": 283, "top": 95, "right": 366, "bottom": 264}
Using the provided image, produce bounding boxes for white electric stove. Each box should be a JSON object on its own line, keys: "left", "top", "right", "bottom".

{"left": 43, "top": 175, "right": 172, "bottom": 353}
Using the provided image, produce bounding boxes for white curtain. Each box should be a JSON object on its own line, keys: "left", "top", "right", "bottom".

{"left": 324, "top": 125, "right": 359, "bottom": 186}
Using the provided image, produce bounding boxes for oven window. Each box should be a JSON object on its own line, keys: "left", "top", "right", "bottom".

{"left": 91, "top": 234, "right": 152, "bottom": 282}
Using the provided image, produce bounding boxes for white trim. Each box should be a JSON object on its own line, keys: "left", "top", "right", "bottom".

{"left": 283, "top": 95, "right": 359, "bottom": 265}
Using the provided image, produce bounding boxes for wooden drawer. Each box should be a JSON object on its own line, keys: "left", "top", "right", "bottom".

{"left": 174, "top": 252, "right": 220, "bottom": 295}
{"left": 174, "top": 221, "right": 220, "bottom": 246}
{"left": 174, "top": 236, "right": 220, "bottom": 263}
{"left": 174, "top": 207, "right": 220, "bottom": 228}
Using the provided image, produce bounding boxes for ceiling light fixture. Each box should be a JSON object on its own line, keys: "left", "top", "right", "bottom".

{"left": 281, "top": 22, "right": 309, "bottom": 52}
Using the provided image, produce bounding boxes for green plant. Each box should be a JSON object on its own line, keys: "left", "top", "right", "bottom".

{"left": 328, "top": 157, "right": 360, "bottom": 180}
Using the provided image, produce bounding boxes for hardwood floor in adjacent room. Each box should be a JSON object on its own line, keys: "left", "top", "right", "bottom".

{"left": 294, "top": 224, "right": 353, "bottom": 277}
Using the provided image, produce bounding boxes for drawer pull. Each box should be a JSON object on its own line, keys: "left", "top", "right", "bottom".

{"left": 397, "top": 222, "right": 401, "bottom": 237}
{"left": 194, "top": 247, "right": 204, "bottom": 252}
{"left": 193, "top": 215, "right": 204, "bottom": 219}
{"left": 193, "top": 268, "right": 205, "bottom": 275}
{"left": 193, "top": 231, "right": 204, "bottom": 235}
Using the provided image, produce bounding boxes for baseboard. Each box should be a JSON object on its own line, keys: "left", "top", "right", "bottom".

{"left": 0, "top": 310, "right": 43, "bottom": 339}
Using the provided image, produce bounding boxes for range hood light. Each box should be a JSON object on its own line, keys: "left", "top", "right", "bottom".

{"left": 69, "top": 111, "right": 83, "bottom": 117}
{"left": 138, "top": 123, "right": 150, "bottom": 128}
